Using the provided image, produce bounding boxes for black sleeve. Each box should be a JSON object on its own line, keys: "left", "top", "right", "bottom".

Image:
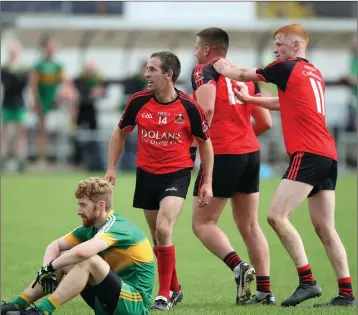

{"left": 256, "top": 60, "right": 298, "bottom": 91}
{"left": 191, "top": 64, "right": 219, "bottom": 92}
{"left": 181, "top": 96, "right": 210, "bottom": 141}
{"left": 118, "top": 92, "right": 151, "bottom": 131}
{"left": 253, "top": 82, "right": 262, "bottom": 95}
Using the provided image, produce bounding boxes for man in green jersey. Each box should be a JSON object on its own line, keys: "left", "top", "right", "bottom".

{"left": 1, "top": 177, "right": 155, "bottom": 315}
{"left": 1, "top": 41, "right": 29, "bottom": 171}
{"left": 29, "top": 36, "right": 73, "bottom": 162}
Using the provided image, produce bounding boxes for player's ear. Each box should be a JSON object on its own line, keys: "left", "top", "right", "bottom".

{"left": 204, "top": 45, "right": 210, "bottom": 56}
{"left": 293, "top": 40, "right": 299, "bottom": 51}
{"left": 96, "top": 200, "right": 106, "bottom": 212}
{"left": 166, "top": 70, "right": 174, "bottom": 81}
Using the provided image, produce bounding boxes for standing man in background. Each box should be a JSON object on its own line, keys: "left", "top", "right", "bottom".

{"left": 72, "top": 61, "right": 105, "bottom": 167}
{"left": 29, "top": 36, "right": 73, "bottom": 166}
{"left": 119, "top": 61, "right": 148, "bottom": 171}
{"left": 1, "top": 41, "right": 29, "bottom": 172}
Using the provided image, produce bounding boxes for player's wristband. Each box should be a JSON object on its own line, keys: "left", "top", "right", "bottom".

{"left": 190, "top": 147, "right": 197, "bottom": 163}
{"left": 47, "top": 260, "right": 56, "bottom": 272}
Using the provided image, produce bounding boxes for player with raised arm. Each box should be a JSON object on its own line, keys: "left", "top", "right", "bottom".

{"left": 104, "top": 51, "right": 214, "bottom": 311}
{"left": 214, "top": 24, "right": 355, "bottom": 307}
{"left": 1, "top": 177, "right": 155, "bottom": 315}
{"left": 191, "top": 27, "right": 274, "bottom": 305}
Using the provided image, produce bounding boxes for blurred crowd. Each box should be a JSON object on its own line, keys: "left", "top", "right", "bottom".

{"left": 1, "top": 35, "right": 357, "bottom": 173}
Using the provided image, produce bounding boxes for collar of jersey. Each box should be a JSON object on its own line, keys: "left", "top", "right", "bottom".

{"left": 296, "top": 57, "right": 309, "bottom": 63}
{"left": 154, "top": 88, "right": 180, "bottom": 105}
{"left": 105, "top": 209, "right": 114, "bottom": 221}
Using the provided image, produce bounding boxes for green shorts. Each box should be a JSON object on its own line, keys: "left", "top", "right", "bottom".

{"left": 40, "top": 101, "right": 55, "bottom": 115}
{"left": 2, "top": 107, "right": 26, "bottom": 123}
{"left": 94, "top": 280, "right": 148, "bottom": 315}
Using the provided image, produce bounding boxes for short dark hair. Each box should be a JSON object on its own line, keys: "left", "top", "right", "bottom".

{"left": 197, "top": 27, "right": 229, "bottom": 55}
{"left": 150, "top": 51, "right": 181, "bottom": 84}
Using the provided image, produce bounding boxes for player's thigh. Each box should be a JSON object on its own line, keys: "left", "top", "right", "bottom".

{"left": 268, "top": 179, "right": 313, "bottom": 219}
{"left": 156, "top": 167, "right": 191, "bottom": 227}
{"left": 157, "top": 196, "right": 184, "bottom": 229}
{"left": 194, "top": 155, "right": 242, "bottom": 198}
{"left": 236, "top": 150, "right": 260, "bottom": 194}
{"left": 308, "top": 190, "right": 335, "bottom": 230}
{"left": 133, "top": 167, "right": 160, "bottom": 211}
{"left": 192, "top": 196, "right": 228, "bottom": 226}
{"left": 231, "top": 192, "right": 259, "bottom": 228}
{"left": 117, "top": 281, "right": 146, "bottom": 315}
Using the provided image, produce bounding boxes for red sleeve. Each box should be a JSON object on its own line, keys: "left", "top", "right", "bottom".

{"left": 191, "top": 64, "right": 219, "bottom": 91}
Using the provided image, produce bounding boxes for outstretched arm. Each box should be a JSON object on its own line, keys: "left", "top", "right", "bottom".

{"left": 214, "top": 59, "right": 259, "bottom": 82}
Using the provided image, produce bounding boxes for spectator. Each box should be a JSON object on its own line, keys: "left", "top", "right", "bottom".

{"left": 119, "top": 61, "right": 147, "bottom": 171}
{"left": 1, "top": 41, "right": 29, "bottom": 172}
{"left": 72, "top": 61, "right": 106, "bottom": 169}
{"left": 29, "top": 36, "right": 74, "bottom": 167}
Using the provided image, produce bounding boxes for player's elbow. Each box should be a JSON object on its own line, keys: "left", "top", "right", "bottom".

{"left": 262, "top": 117, "right": 273, "bottom": 131}
{"left": 204, "top": 105, "right": 214, "bottom": 118}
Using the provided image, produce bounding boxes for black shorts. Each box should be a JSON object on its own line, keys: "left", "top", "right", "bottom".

{"left": 133, "top": 167, "right": 191, "bottom": 210}
{"left": 193, "top": 151, "right": 260, "bottom": 198}
{"left": 81, "top": 269, "right": 122, "bottom": 315}
{"left": 283, "top": 151, "right": 337, "bottom": 197}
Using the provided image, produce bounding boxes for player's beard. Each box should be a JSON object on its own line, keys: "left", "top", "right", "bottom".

{"left": 81, "top": 206, "right": 99, "bottom": 227}
{"left": 82, "top": 216, "right": 95, "bottom": 227}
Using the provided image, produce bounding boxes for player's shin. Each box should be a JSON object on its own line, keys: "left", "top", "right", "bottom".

{"left": 267, "top": 216, "right": 309, "bottom": 268}
{"left": 53, "top": 264, "right": 90, "bottom": 305}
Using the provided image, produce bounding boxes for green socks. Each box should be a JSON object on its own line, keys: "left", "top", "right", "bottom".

{"left": 36, "top": 296, "right": 60, "bottom": 315}
{"left": 10, "top": 293, "right": 31, "bottom": 310}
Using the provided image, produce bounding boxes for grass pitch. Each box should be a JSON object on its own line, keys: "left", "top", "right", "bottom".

{"left": 1, "top": 172, "right": 356, "bottom": 315}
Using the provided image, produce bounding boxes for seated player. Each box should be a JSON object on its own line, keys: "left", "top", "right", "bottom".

{"left": 1, "top": 177, "right": 155, "bottom": 315}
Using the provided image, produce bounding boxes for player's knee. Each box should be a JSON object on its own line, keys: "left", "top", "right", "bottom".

{"left": 238, "top": 221, "right": 259, "bottom": 238}
{"left": 78, "top": 254, "right": 102, "bottom": 270}
{"left": 313, "top": 222, "right": 334, "bottom": 241}
{"left": 192, "top": 220, "right": 202, "bottom": 237}
{"left": 267, "top": 214, "right": 284, "bottom": 229}
{"left": 155, "top": 226, "right": 171, "bottom": 243}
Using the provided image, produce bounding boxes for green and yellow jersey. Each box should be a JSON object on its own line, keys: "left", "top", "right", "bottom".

{"left": 33, "top": 59, "right": 63, "bottom": 112}
{"left": 64, "top": 210, "right": 154, "bottom": 312}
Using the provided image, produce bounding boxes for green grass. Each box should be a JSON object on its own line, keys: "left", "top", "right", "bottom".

{"left": 1, "top": 172, "right": 356, "bottom": 315}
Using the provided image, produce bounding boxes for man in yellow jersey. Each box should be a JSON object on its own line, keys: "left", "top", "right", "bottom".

{"left": 2, "top": 177, "right": 154, "bottom": 315}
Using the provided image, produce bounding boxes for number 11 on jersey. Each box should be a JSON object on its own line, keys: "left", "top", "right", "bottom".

{"left": 309, "top": 78, "right": 325, "bottom": 116}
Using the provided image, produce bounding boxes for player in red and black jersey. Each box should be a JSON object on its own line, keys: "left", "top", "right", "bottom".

{"left": 191, "top": 27, "right": 275, "bottom": 305}
{"left": 104, "top": 51, "right": 214, "bottom": 311}
{"left": 215, "top": 24, "right": 355, "bottom": 307}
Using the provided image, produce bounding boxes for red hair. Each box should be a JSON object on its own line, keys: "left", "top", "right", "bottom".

{"left": 274, "top": 24, "right": 309, "bottom": 44}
